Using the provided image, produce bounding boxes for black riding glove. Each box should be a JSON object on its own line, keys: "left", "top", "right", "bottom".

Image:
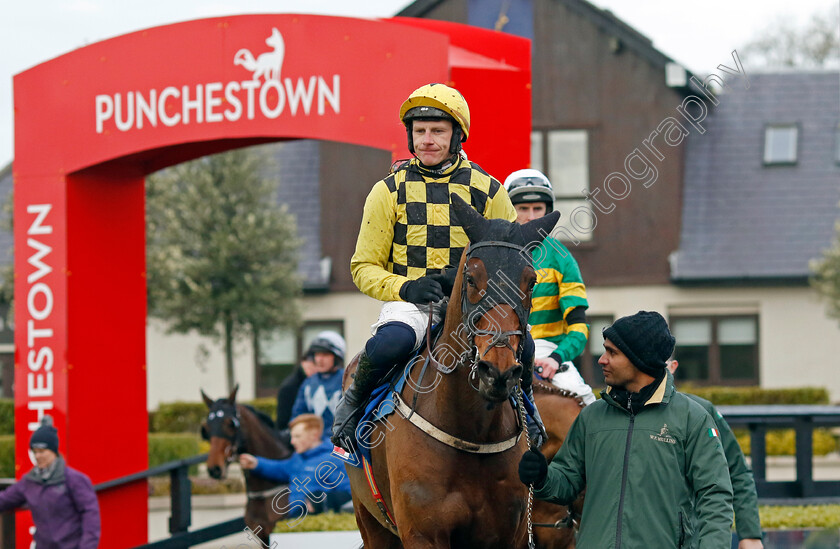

{"left": 427, "top": 265, "right": 458, "bottom": 297}
{"left": 518, "top": 448, "right": 548, "bottom": 488}
{"left": 399, "top": 276, "right": 445, "bottom": 304}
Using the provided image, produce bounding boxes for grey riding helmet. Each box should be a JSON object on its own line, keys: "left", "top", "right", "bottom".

{"left": 503, "top": 169, "right": 555, "bottom": 213}
{"left": 307, "top": 331, "right": 346, "bottom": 362}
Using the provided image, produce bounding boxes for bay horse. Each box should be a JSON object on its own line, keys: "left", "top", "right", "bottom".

{"left": 531, "top": 380, "right": 587, "bottom": 549}
{"left": 341, "top": 194, "right": 561, "bottom": 549}
{"left": 201, "top": 385, "right": 292, "bottom": 545}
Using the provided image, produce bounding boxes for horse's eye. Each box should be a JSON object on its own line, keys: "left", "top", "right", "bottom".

{"left": 465, "top": 275, "right": 476, "bottom": 287}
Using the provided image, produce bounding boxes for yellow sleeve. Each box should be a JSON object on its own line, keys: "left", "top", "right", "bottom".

{"left": 486, "top": 181, "right": 517, "bottom": 222}
{"left": 350, "top": 179, "right": 408, "bottom": 302}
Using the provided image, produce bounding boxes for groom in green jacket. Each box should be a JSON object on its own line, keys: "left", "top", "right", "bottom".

{"left": 519, "top": 311, "right": 734, "bottom": 548}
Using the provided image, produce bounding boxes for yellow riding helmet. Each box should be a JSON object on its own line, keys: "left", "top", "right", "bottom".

{"left": 399, "top": 83, "right": 471, "bottom": 141}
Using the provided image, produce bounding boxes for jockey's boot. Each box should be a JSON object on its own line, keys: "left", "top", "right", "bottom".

{"left": 331, "top": 351, "right": 384, "bottom": 450}
{"left": 331, "top": 321, "right": 417, "bottom": 451}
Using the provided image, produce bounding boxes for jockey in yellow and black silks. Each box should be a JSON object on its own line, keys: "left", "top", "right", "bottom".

{"left": 332, "top": 83, "right": 547, "bottom": 450}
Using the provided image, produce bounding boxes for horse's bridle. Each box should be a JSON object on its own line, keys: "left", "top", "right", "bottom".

{"left": 202, "top": 402, "right": 244, "bottom": 464}
{"left": 451, "top": 239, "right": 532, "bottom": 375}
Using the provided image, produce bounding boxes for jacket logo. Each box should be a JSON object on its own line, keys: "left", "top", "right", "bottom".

{"left": 650, "top": 423, "right": 677, "bottom": 444}
{"left": 234, "top": 28, "right": 285, "bottom": 82}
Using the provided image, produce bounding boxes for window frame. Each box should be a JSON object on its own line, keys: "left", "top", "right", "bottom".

{"left": 763, "top": 123, "right": 799, "bottom": 166}
{"left": 669, "top": 314, "right": 759, "bottom": 386}
{"left": 530, "top": 128, "right": 593, "bottom": 243}
{"left": 255, "top": 319, "right": 345, "bottom": 397}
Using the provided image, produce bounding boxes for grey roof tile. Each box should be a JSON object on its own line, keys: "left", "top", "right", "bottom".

{"left": 672, "top": 72, "right": 840, "bottom": 281}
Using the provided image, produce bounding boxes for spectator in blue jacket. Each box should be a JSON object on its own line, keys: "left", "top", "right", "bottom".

{"left": 290, "top": 331, "right": 346, "bottom": 439}
{"left": 239, "top": 414, "right": 352, "bottom": 518}
{"left": 0, "top": 416, "right": 100, "bottom": 549}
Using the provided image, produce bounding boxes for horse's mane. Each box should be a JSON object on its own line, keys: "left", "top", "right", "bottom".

{"left": 240, "top": 404, "right": 276, "bottom": 430}
{"left": 533, "top": 379, "right": 587, "bottom": 407}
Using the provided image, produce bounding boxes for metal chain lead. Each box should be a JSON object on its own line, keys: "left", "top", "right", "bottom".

{"left": 517, "top": 384, "right": 535, "bottom": 549}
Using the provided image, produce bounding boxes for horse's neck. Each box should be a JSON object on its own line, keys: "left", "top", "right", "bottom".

{"left": 239, "top": 410, "right": 290, "bottom": 490}
{"left": 239, "top": 408, "right": 289, "bottom": 460}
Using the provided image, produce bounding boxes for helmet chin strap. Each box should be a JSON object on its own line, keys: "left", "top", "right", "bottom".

{"left": 412, "top": 152, "right": 461, "bottom": 174}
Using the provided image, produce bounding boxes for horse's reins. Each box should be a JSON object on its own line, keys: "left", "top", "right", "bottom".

{"left": 395, "top": 238, "right": 536, "bottom": 454}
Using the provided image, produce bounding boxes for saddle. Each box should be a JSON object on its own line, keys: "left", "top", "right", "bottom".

{"left": 332, "top": 318, "right": 538, "bottom": 468}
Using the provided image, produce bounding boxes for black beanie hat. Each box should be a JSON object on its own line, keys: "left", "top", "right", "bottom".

{"left": 602, "top": 311, "right": 676, "bottom": 377}
{"left": 30, "top": 415, "right": 59, "bottom": 454}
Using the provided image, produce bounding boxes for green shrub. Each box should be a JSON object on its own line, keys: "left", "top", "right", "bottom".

{"left": 677, "top": 385, "right": 829, "bottom": 405}
{"left": 148, "top": 433, "right": 201, "bottom": 470}
{"left": 250, "top": 398, "right": 277, "bottom": 420}
{"left": 0, "top": 400, "right": 13, "bottom": 435}
{"left": 151, "top": 399, "right": 278, "bottom": 433}
{"left": 734, "top": 428, "right": 837, "bottom": 456}
{"left": 760, "top": 505, "right": 840, "bottom": 528}
{"left": 151, "top": 402, "right": 208, "bottom": 434}
{"left": 0, "top": 434, "right": 203, "bottom": 478}
{"left": 0, "top": 434, "right": 13, "bottom": 477}
{"left": 273, "top": 511, "right": 359, "bottom": 533}
{"left": 149, "top": 475, "right": 244, "bottom": 496}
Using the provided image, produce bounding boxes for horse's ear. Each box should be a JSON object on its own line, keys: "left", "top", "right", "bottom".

{"left": 520, "top": 211, "right": 561, "bottom": 249}
{"left": 200, "top": 389, "right": 214, "bottom": 408}
{"left": 228, "top": 383, "right": 239, "bottom": 404}
{"left": 450, "top": 193, "right": 488, "bottom": 243}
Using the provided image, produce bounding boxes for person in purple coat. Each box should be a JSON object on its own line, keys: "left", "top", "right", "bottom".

{"left": 0, "top": 416, "right": 101, "bottom": 549}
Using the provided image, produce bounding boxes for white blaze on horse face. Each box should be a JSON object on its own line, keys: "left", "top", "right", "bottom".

{"left": 207, "top": 438, "right": 234, "bottom": 477}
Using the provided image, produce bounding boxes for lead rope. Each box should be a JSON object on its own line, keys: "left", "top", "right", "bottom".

{"left": 517, "top": 385, "right": 536, "bottom": 549}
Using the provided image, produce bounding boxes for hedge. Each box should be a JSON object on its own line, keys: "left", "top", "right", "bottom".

{"left": 273, "top": 511, "right": 359, "bottom": 533}
{"left": 0, "top": 434, "right": 204, "bottom": 478}
{"left": 148, "top": 433, "right": 202, "bottom": 469}
{"left": 676, "top": 385, "right": 829, "bottom": 405}
{"left": 149, "top": 475, "right": 244, "bottom": 497}
{"left": 0, "top": 400, "right": 12, "bottom": 435}
{"left": 151, "top": 398, "right": 276, "bottom": 433}
{"left": 759, "top": 505, "right": 840, "bottom": 528}
{"left": 0, "top": 434, "right": 13, "bottom": 477}
{"left": 734, "top": 429, "right": 837, "bottom": 457}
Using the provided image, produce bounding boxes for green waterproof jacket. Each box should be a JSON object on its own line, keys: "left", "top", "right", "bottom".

{"left": 534, "top": 372, "right": 734, "bottom": 548}
{"left": 684, "top": 393, "right": 762, "bottom": 543}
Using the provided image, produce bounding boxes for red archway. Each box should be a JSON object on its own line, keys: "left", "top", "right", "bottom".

{"left": 13, "top": 14, "right": 530, "bottom": 547}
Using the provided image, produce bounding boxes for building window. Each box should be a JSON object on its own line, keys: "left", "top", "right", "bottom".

{"left": 670, "top": 315, "right": 759, "bottom": 385}
{"left": 531, "top": 129, "right": 592, "bottom": 242}
{"left": 763, "top": 124, "right": 798, "bottom": 165}
{"left": 574, "top": 315, "right": 613, "bottom": 387}
{"left": 255, "top": 320, "right": 344, "bottom": 397}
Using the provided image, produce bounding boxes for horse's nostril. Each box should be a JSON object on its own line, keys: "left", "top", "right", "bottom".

{"left": 208, "top": 466, "right": 222, "bottom": 479}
